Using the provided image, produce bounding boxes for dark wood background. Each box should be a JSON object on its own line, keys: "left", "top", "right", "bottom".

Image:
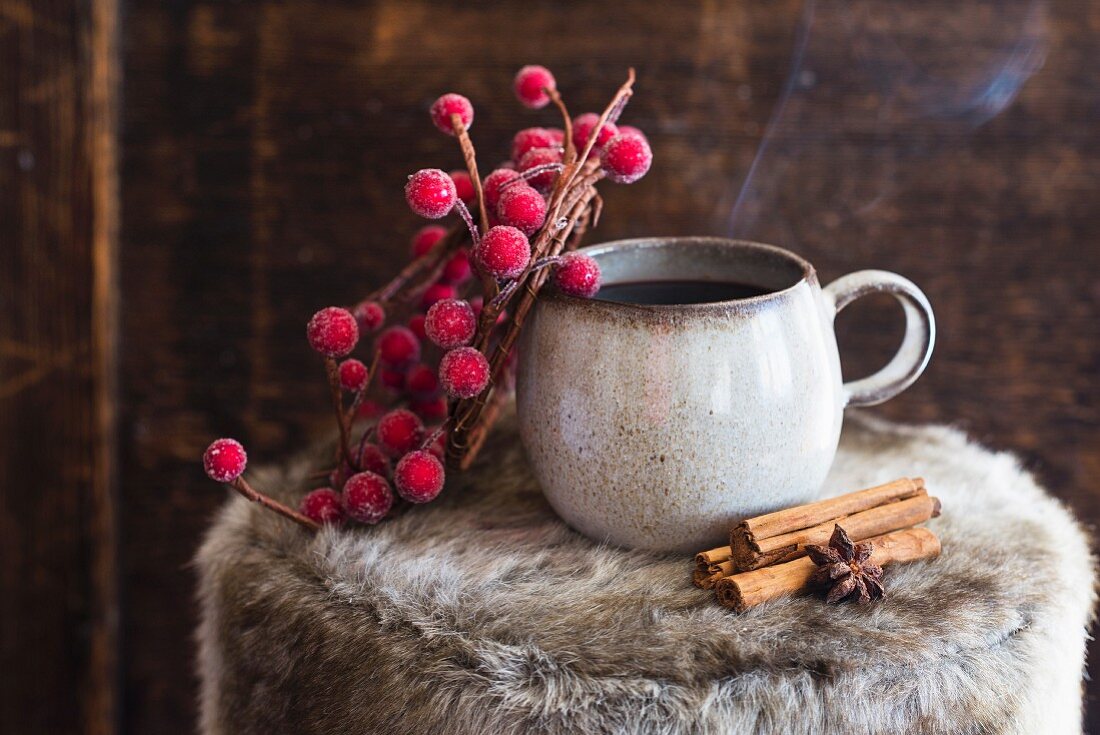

{"left": 3, "top": 0, "right": 1098, "bottom": 732}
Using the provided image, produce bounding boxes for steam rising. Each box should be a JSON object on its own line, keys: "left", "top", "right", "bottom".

{"left": 726, "top": 0, "right": 1047, "bottom": 242}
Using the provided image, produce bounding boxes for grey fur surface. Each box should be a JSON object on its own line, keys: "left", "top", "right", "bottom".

{"left": 196, "top": 411, "right": 1096, "bottom": 734}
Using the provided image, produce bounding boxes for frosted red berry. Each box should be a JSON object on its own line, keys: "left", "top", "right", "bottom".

{"left": 410, "top": 396, "right": 448, "bottom": 422}
{"left": 356, "top": 399, "right": 384, "bottom": 419}
{"left": 407, "top": 314, "right": 427, "bottom": 339}
{"left": 425, "top": 298, "right": 476, "bottom": 349}
{"left": 307, "top": 307, "right": 359, "bottom": 358}
{"left": 377, "top": 325, "right": 421, "bottom": 368}
{"left": 411, "top": 224, "right": 447, "bottom": 257}
{"left": 572, "top": 113, "right": 619, "bottom": 154}
{"left": 338, "top": 358, "right": 369, "bottom": 392}
{"left": 203, "top": 438, "right": 247, "bottom": 482}
{"left": 420, "top": 282, "right": 457, "bottom": 311}
{"left": 439, "top": 347, "right": 491, "bottom": 399}
{"left": 518, "top": 147, "right": 563, "bottom": 191}
{"left": 342, "top": 471, "right": 394, "bottom": 524}
{"left": 475, "top": 226, "right": 531, "bottom": 280}
{"left": 405, "top": 168, "right": 457, "bottom": 219}
{"left": 352, "top": 300, "right": 385, "bottom": 333}
{"left": 484, "top": 168, "right": 521, "bottom": 212}
{"left": 356, "top": 441, "right": 390, "bottom": 477}
{"left": 601, "top": 133, "right": 653, "bottom": 184}
{"left": 440, "top": 248, "right": 472, "bottom": 285}
{"left": 429, "top": 92, "right": 474, "bottom": 135}
{"left": 380, "top": 368, "right": 406, "bottom": 392}
{"left": 377, "top": 408, "right": 424, "bottom": 457}
{"left": 513, "top": 65, "right": 556, "bottom": 109}
{"left": 405, "top": 363, "right": 440, "bottom": 397}
{"left": 495, "top": 186, "right": 546, "bottom": 237}
{"left": 554, "top": 252, "right": 602, "bottom": 298}
{"left": 616, "top": 125, "right": 648, "bottom": 143}
{"left": 449, "top": 170, "right": 475, "bottom": 204}
{"left": 511, "top": 127, "right": 560, "bottom": 164}
{"left": 300, "top": 488, "right": 345, "bottom": 526}
{"left": 394, "top": 450, "right": 446, "bottom": 503}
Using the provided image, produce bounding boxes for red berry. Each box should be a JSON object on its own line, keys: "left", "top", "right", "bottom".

{"left": 379, "top": 367, "right": 406, "bottom": 392}
{"left": 548, "top": 128, "right": 565, "bottom": 145}
{"left": 469, "top": 295, "right": 484, "bottom": 318}
{"left": 352, "top": 300, "right": 386, "bottom": 333}
{"left": 408, "top": 314, "right": 427, "bottom": 339}
{"left": 420, "top": 282, "right": 457, "bottom": 311}
{"left": 439, "top": 347, "right": 490, "bottom": 399}
{"left": 406, "top": 168, "right": 457, "bottom": 219}
{"left": 356, "top": 440, "right": 390, "bottom": 477}
{"left": 377, "top": 326, "right": 421, "bottom": 368}
{"left": 203, "top": 438, "right": 247, "bottom": 482}
{"left": 511, "top": 127, "right": 560, "bottom": 164}
{"left": 476, "top": 226, "right": 531, "bottom": 280}
{"left": 377, "top": 408, "right": 424, "bottom": 457}
{"left": 411, "top": 396, "right": 448, "bottom": 422}
{"left": 338, "top": 358, "right": 369, "bottom": 392}
{"left": 513, "top": 65, "right": 556, "bottom": 109}
{"left": 357, "top": 399, "right": 384, "bottom": 419}
{"left": 518, "top": 147, "right": 563, "bottom": 191}
{"left": 342, "top": 471, "right": 394, "bottom": 524}
{"left": 572, "top": 113, "right": 619, "bottom": 154}
{"left": 495, "top": 186, "right": 546, "bottom": 237}
{"left": 394, "top": 450, "right": 446, "bottom": 503}
{"left": 440, "top": 248, "right": 472, "bottom": 285}
{"left": 300, "top": 488, "right": 345, "bottom": 526}
{"left": 449, "top": 170, "right": 475, "bottom": 204}
{"left": 484, "top": 168, "right": 521, "bottom": 211}
{"left": 406, "top": 363, "right": 440, "bottom": 397}
{"left": 616, "top": 125, "right": 648, "bottom": 143}
{"left": 601, "top": 133, "right": 652, "bottom": 184}
{"left": 430, "top": 93, "right": 474, "bottom": 135}
{"left": 411, "top": 225, "right": 447, "bottom": 257}
{"left": 307, "top": 307, "right": 359, "bottom": 358}
{"left": 554, "top": 252, "right": 602, "bottom": 298}
{"left": 425, "top": 298, "right": 476, "bottom": 349}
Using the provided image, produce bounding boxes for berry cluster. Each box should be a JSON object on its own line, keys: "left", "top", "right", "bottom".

{"left": 203, "top": 66, "right": 649, "bottom": 531}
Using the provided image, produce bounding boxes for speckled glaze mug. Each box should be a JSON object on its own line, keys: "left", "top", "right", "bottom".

{"left": 516, "top": 237, "right": 935, "bottom": 553}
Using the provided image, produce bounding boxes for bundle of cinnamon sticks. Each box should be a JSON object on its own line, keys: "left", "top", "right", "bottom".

{"left": 694, "top": 477, "right": 943, "bottom": 612}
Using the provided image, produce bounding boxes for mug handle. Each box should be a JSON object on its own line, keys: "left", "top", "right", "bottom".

{"left": 822, "top": 270, "right": 936, "bottom": 408}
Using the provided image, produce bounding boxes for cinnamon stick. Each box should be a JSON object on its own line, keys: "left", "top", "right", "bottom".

{"left": 716, "top": 526, "right": 941, "bottom": 612}
{"left": 731, "top": 493, "right": 940, "bottom": 571}
{"left": 730, "top": 477, "right": 926, "bottom": 564}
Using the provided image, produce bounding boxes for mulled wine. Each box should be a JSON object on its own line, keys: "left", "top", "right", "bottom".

{"left": 595, "top": 279, "right": 772, "bottom": 305}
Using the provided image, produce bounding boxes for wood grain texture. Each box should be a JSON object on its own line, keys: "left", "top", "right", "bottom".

{"left": 4, "top": 0, "right": 1096, "bottom": 731}
{"left": 0, "top": 0, "right": 120, "bottom": 732}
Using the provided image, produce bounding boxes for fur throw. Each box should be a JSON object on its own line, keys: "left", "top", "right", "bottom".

{"left": 196, "top": 411, "right": 1096, "bottom": 735}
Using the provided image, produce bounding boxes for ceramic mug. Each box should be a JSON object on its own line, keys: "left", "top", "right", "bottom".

{"left": 516, "top": 237, "right": 935, "bottom": 553}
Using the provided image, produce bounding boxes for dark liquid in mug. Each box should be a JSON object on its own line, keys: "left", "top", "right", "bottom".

{"left": 595, "top": 279, "right": 772, "bottom": 305}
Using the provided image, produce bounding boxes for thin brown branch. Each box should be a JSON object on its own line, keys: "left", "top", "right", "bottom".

{"left": 325, "top": 356, "right": 353, "bottom": 467}
{"left": 546, "top": 85, "right": 576, "bottom": 164}
{"left": 231, "top": 476, "right": 320, "bottom": 531}
{"left": 365, "top": 224, "right": 466, "bottom": 305}
{"left": 451, "top": 113, "right": 489, "bottom": 234}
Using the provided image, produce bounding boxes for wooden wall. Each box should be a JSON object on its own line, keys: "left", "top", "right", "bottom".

{"left": 3, "top": 0, "right": 1098, "bottom": 731}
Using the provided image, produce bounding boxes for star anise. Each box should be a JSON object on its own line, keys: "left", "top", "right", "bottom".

{"left": 806, "top": 524, "right": 885, "bottom": 605}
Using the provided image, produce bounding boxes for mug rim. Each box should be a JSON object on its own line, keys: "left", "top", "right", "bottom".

{"left": 548, "top": 236, "right": 817, "bottom": 313}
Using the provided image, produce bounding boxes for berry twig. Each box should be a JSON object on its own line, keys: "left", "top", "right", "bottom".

{"left": 231, "top": 476, "right": 321, "bottom": 532}
{"left": 325, "top": 357, "right": 354, "bottom": 467}
{"left": 366, "top": 225, "right": 466, "bottom": 305}
{"left": 450, "top": 113, "right": 489, "bottom": 235}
